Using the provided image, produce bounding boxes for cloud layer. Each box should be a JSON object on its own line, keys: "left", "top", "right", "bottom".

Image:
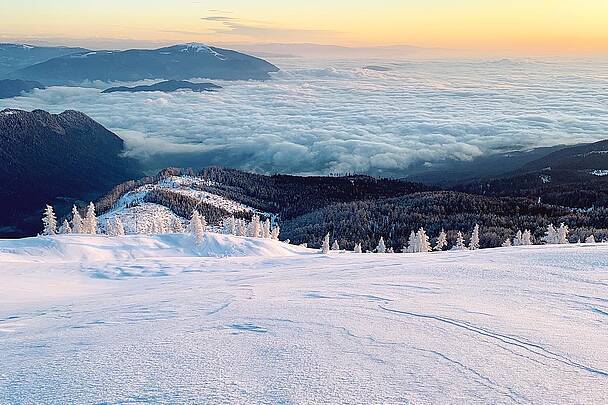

{"left": 2, "top": 57, "right": 607, "bottom": 176}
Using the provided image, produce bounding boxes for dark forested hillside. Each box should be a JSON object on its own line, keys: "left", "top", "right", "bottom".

{"left": 0, "top": 109, "right": 142, "bottom": 237}
{"left": 281, "top": 192, "right": 608, "bottom": 251}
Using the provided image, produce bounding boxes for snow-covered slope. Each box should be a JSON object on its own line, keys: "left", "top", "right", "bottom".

{"left": 1, "top": 238, "right": 607, "bottom": 403}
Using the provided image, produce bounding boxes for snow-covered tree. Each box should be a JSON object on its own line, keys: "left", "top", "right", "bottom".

{"left": 468, "top": 224, "right": 480, "bottom": 250}
{"left": 271, "top": 225, "right": 280, "bottom": 240}
{"left": 248, "top": 215, "right": 261, "bottom": 238}
{"left": 513, "top": 230, "right": 523, "bottom": 246}
{"left": 331, "top": 240, "right": 340, "bottom": 251}
{"left": 542, "top": 224, "right": 558, "bottom": 245}
{"left": 434, "top": 229, "right": 448, "bottom": 251}
{"left": 417, "top": 228, "right": 431, "bottom": 252}
{"left": 521, "top": 229, "right": 532, "bottom": 246}
{"left": 557, "top": 223, "right": 569, "bottom": 244}
{"left": 262, "top": 219, "right": 271, "bottom": 238}
{"left": 171, "top": 217, "right": 184, "bottom": 233}
{"left": 224, "top": 216, "right": 236, "bottom": 235}
{"left": 502, "top": 238, "right": 512, "bottom": 247}
{"left": 41, "top": 205, "right": 57, "bottom": 236}
{"left": 71, "top": 205, "right": 84, "bottom": 234}
{"left": 376, "top": 237, "right": 386, "bottom": 253}
{"left": 107, "top": 217, "right": 125, "bottom": 236}
{"left": 83, "top": 202, "right": 97, "bottom": 234}
{"left": 58, "top": 219, "right": 72, "bottom": 234}
{"left": 354, "top": 243, "right": 362, "bottom": 253}
{"left": 585, "top": 235, "right": 596, "bottom": 244}
{"left": 453, "top": 232, "right": 467, "bottom": 250}
{"left": 321, "top": 233, "right": 330, "bottom": 254}
{"left": 405, "top": 231, "right": 417, "bottom": 253}
{"left": 188, "top": 210, "right": 205, "bottom": 244}
{"left": 387, "top": 247, "right": 395, "bottom": 253}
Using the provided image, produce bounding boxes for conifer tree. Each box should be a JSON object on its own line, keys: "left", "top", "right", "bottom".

{"left": 224, "top": 216, "right": 236, "bottom": 235}
{"left": 171, "top": 217, "right": 184, "bottom": 233}
{"left": 71, "top": 205, "right": 84, "bottom": 234}
{"left": 331, "top": 240, "right": 340, "bottom": 251}
{"left": 522, "top": 229, "right": 532, "bottom": 246}
{"left": 41, "top": 205, "right": 57, "bottom": 236}
{"left": 59, "top": 219, "right": 72, "bottom": 234}
{"left": 434, "top": 229, "right": 448, "bottom": 251}
{"left": 84, "top": 202, "right": 97, "bottom": 234}
{"left": 406, "top": 231, "right": 417, "bottom": 253}
{"left": 271, "top": 225, "right": 280, "bottom": 240}
{"left": 454, "top": 232, "right": 467, "bottom": 250}
{"left": 114, "top": 217, "right": 125, "bottom": 236}
{"left": 376, "top": 237, "right": 386, "bottom": 253}
{"left": 469, "top": 224, "right": 480, "bottom": 250}
{"left": 585, "top": 235, "right": 596, "bottom": 244}
{"left": 262, "top": 219, "right": 271, "bottom": 238}
{"left": 502, "top": 238, "right": 512, "bottom": 247}
{"left": 189, "top": 210, "right": 205, "bottom": 244}
{"left": 557, "top": 223, "right": 569, "bottom": 244}
{"left": 321, "top": 233, "right": 330, "bottom": 254}
{"left": 542, "top": 224, "right": 558, "bottom": 244}
{"left": 513, "top": 230, "right": 523, "bottom": 246}
{"left": 417, "top": 228, "right": 431, "bottom": 252}
{"left": 354, "top": 243, "right": 362, "bottom": 253}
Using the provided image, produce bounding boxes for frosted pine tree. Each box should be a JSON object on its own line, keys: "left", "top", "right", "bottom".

{"left": 453, "top": 232, "right": 467, "bottom": 250}
{"left": 41, "top": 205, "right": 58, "bottom": 236}
{"left": 58, "top": 219, "right": 72, "bottom": 234}
{"left": 200, "top": 215, "right": 207, "bottom": 233}
{"left": 376, "top": 237, "right": 386, "bottom": 253}
{"left": 417, "top": 228, "right": 431, "bottom": 252}
{"left": 331, "top": 240, "right": 340, "bottom": 251}
{"left": 224, "top": 216, "right": 236, "bottom": 235}
{"left": 522, "top": 230, "right": 532, "bottom": 245}
{"left": 502, "top": 238, "right": 512, "bottom": 247}
{"left": 114, "top": 217, "right": 125, "bottom": 236}
{"left": 262, "top": 219, "right": 271, "bottom": 238}
{"left": 469, "top": 224, "right": 480, "bottom": 250}
{"left": 406, "top": 231, "right": 417, "bottom": 253}
{"left": 71, "top": 205, "right": 84, "bottom": 234}
{"left": 248, "top": 215, "right": 261, "bottom": 238}
{"left": 321, "top": 233, "right": 330, "bottom": 254}
{"left": 557, "top": 223, "right": 569, "bottom": 244}
{"left": 513, "top": 230, "right": 523, "bottom": 246}
{"left": 354, "top": 243, "right": 362, "bottom": 253}
{"left": 434, "top": 229, "right": 448, "bottom": 251}
{"left": 271, "top": 225, "right": 280, "bottom": 240}
{"left": 189, "top": 210, "right": 205, "bottom": 245}
{"left": 585, "top": 235, "right": 596, "bottom": 244}
{"left": 83, "top": 202, "right": 97, "bottom": 234}
{"left": 171, "top": 217, "right": 184, "bottom": 233}
{"left": 542, "top": 224, "right": 558, "bottom": 244}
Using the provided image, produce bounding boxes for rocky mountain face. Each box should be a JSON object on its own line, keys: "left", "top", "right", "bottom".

{"left": 9, "top": 43, "right": 280, "bottom": 85}
{"left": 0, "top": 109, "right": 142, "bottom": 237}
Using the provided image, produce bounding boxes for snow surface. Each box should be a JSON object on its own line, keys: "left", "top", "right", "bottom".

{"left": 1, "top": 235, "right": 607, "bottom": 403}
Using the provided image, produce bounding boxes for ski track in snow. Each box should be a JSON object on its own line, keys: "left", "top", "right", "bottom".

{"left": 0, "top": 235, "right": 607, "bottom": 404}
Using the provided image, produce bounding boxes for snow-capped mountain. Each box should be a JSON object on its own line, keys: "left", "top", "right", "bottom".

{"left": 0, "top": 43, "right": 88, "bottom": 76}
{"left": 7, "top": 44, "right": 280, "bottom": 85}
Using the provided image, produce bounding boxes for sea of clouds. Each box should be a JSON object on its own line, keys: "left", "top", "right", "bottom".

{"left": 2, "top": 57, "right": 607, "bottom": 176}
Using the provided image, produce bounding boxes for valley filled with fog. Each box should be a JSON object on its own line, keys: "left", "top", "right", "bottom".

{"left": 1, "top": 57, "right": 607, "bottom": 176}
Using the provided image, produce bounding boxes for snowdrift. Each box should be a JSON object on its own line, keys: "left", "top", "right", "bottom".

{"left": 0, "top": 233, "right": 311, "bottom": 263}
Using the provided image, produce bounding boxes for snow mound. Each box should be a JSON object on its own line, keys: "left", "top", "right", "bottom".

{"left": 0, "top": 233, "right": 310, "bottom": 264}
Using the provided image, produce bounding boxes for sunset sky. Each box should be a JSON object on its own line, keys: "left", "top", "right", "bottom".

{"left": 1, "top": 0, "right": 607, "bottom": 54}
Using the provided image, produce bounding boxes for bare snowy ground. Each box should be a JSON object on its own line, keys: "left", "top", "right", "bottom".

{"left": 1, "top": 235, "right": 607, "bottom": 404}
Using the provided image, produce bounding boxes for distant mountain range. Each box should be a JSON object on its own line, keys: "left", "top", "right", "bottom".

{"left": 6, "top": 43, "right": 279, "bottom": 85}
{"left": 0, "top": 43, "right": 88, "bottom": 76}
{"left": 102, "top": 80, "right": 221, "bottom": 94}
{"left": 0, "top": 79, "right": 45, "bottom": 99}
{"left": 0, "top": 109, "right": 142, "bottom": 237}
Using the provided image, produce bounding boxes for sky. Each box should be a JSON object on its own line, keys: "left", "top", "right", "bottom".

{"left": 1, "top": 0, "right": 607, "bottom": 54}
